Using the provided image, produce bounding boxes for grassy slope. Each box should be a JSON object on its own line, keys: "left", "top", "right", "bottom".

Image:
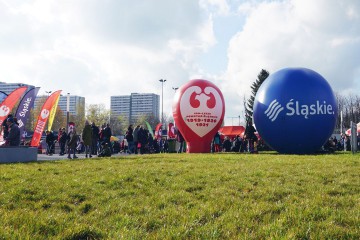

{"left": 0, "top": 153, "right": 359, "bottom": 239}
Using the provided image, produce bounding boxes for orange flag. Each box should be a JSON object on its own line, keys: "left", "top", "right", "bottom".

{"left": 0, "top": 86, "right": 28, "bottom": 125}
{"left": 30, "top": 90, "right": 62, "bottom": 147}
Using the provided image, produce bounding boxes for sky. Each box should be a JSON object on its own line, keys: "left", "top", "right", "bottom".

{"left": 1, "top": 0, "right": 359, "bottom": 126}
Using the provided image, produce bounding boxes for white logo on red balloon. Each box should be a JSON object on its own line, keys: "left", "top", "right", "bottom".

{"left": 180, "top": 86, "right": 223, "bottom": 137}
{"left": 41, "top": 109, "right": 50, "bottom": 119}
{"left": 0, "top": 105, "right": 10, "bottom": 117}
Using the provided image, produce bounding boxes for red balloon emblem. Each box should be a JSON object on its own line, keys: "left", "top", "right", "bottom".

{"left": 173, "top": 79, "right": 225, "bottom": 153}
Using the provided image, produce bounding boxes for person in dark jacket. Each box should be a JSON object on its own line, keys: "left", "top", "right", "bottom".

{"left": 137, "top": 126, "right": 147, "bottom": 154}
{"left": 222, "top": 137, "right": 232, "bottom": 152}
{"left": 126, "top": 125, "right": 134, "bottom": 154}
{"left": 5, "top": 117, "right": 20, "bottom": 146}
{"left": 98, "top": 142, "right": 111, "bottom": 157}
{"left": 45, "top": 130, "right": 55, "bottom": 155}
{"left": 82, "top": 120, "right": 93, "bottom": 158}
{"left": 133, "top": 125, "right": 140, "bottom": 154}
{"left": 91, "top": 122, "right": 100, "bottom": 155}
{"left": 2, "top": 114, "right": 13, "bottom": 140}
{"left": 245, "top": 120, "right": 257, "bottom": 153}
{"left": 59, "top": 127, "right": 67, "bottom": 155}
{"left": 102, "top": 123, "right": 112, "bottom": 153}
{"left": 177, "top": 130, "right": 185, "bottom": 153}
{"left": 67, "top": 128, "right": 78, "bottom": 159}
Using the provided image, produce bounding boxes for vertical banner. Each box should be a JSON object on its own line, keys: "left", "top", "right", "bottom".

{"left": 47, "top": 93, "right": 61, "bottom": 131}
{"left": 145, "top": 121, "right": 154, "bottom": 138}
{"left": 0, "top": 87, "right": 28, "bottom": 141}
{"left": 30, "top": 90, "right": 62, "bottom": 147}
{"left": 0, "top": 86, "right": 28, "bottom": 125}
{"left": 168, "top": 122, "right": 175, "bottom": 138}
{"left": 15, "top": 87, "right": 40, "bottom": 139}
{"left": 154, "top": 123, "right": 162, "bottom": 140}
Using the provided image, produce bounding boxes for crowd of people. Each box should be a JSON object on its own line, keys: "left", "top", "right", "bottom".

{"left": 1, "top": 113, "right": 359, "bottom": 155}
{"left": 211, "top": 120, "right": 267, "bottom": 153}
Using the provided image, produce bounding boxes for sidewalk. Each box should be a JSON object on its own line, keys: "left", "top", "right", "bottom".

{"left": 37, "top": 152, "right": 130, "bottom": 161}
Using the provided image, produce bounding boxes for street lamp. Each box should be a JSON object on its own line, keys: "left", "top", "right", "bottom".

{"left": 159, "top": 79, "right": 167, "bottom": 125}
{"left": 66, "top": 93, "right": 70, "bottom": 133}
{"left": 172, "top": 87, "right": 178, "bottom": 93}
{"left": 45, "top": 91, "right": 52, "bottom": 97}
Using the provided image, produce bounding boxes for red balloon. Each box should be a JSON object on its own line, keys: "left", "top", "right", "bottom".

{"left": 172, "top": 79, "right": 225, "bottom": 153}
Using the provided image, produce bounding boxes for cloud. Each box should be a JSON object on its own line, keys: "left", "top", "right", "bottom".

{"left": 223, "top": 0, "right": 360, "bottom": 122}
{"left": 0, "top": 0, "right": 216, "bottom": 115}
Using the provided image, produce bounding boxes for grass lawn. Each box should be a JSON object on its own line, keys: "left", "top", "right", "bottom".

{"left": 0, "top": 152, "right": 359, "bottom": 239}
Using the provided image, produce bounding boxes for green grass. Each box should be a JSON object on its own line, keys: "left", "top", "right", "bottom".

{"left": 0, "top": 152, "right": 359, "bottom": 239}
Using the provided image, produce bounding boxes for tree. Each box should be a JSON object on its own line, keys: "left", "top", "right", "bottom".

{"left": 110, "top": 113, "right": 128, "bottom": 136}
{"left": 86, "top": 104, "right": 110, "bottom": 128}
{"left": 135, "top": 113, "right": 160, "bottom": 131}
{"left": 51, "top": 107, "right": 66, "bottom": 132}
{"left": 72, "top": 100, "right": 86, "bottom": 133}
{"left": 245, "top": 69, "right": 269, "bottom": 123}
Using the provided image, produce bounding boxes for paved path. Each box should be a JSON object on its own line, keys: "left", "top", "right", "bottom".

{"left": 37, "top": 152, "right": 130, "bottom": 161}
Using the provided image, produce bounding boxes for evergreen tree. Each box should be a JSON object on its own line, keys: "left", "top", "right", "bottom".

{"left": 245, "top": 69, "right": 269, "bottom": 123}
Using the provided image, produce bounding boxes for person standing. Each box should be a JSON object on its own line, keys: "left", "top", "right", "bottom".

{"left": 91, "top": 122, "right": 100, "bottom": 155}
{"left": 125, "top": 125, "right": 134, "bottom": 154}
{"left": 5, "top": 117, "right": 20, "bottom": 146}
{"left": 137, "top": 126, "right": 147, "bottom": 154}
{"left": 82, "top": 120, "right": 93, "bottom": 158}
{"left": 213, "top": 131, "right": 221, "bottom": 152}
{"left": 102, "top": 123, "right": 113, "bottom": 153}
{"left": 45, "top": 130, "right": 55, "bottom": 155}
{"left": 177, "top": 130, "right": 185, "bottom": 153}
{"left": 67, "top": 127, "right": 78, "bottom": 159}
{"left": 245, "top": 120, "right": 257, "bottom": 153}
{"left": 58, "top": 127, "right": 67, "bottom": 155}
{"left": 133, "top": 125, "right": 140, "bottom": 154}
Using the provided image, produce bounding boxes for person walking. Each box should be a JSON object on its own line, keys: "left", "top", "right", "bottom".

{"left": 82, "top": 120, "right": 93, "bottom": 158}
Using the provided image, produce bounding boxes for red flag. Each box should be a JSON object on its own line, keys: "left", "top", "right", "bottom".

{"left": 168, "top": 122, "right": 175, "bottom": 138}
{"left": 30, "top": 90, "right": 62, "bottom": 147}
{"left": 0, "top": 86, "right": 27, "bottom": 126}
{"left": 154, "top": 123, "right": 162, "bottom": 140}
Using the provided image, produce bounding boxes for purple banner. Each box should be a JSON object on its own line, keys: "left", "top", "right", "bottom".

{"left": 15, "top": 87, "right": 40, "bottom": 139}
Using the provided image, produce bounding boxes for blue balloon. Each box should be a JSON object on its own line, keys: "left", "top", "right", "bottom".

{"left": 253, "top": 68, "right": 338, "bottom": 154}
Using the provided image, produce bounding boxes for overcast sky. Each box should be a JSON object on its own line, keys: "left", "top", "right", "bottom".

{"left": 1, "top": 0, "right": 359, "bottom": 125}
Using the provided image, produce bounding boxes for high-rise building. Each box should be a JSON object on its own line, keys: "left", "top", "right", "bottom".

{"left": 111, "top": 93, "right": 160, "bottom": 123}
{"left": 34, "top": 95, "right": 85, "bottom": 116}
{"left": 58, "top": 95, "right": 85, "bottom": 116}
{"left": 0, "top": 82, "right": 35, "bottom": 103}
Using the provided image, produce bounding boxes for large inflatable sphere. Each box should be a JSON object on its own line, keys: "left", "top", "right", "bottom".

{"left": 253, "top": 68, "right": 338, "bottom": 154}
{"left": 173, "top": 79, "right": 225, "bottom": 153}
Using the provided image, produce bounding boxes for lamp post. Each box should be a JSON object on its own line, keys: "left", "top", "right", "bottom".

{"left": 159, "top": 79, "right": 167, "bottom": 125}
{"left": 66, "top": 93, "right": 70, "bottom": 133}
{"left": 45, "top": 91, "right": 52, "bottom": 97}
{"left": 172, "top": 87, "right": 178, "bottom": 93}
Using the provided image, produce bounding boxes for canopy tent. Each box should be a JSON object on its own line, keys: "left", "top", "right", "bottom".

{"left": 218, "top": 126, "right": 245, "bottom": 139}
